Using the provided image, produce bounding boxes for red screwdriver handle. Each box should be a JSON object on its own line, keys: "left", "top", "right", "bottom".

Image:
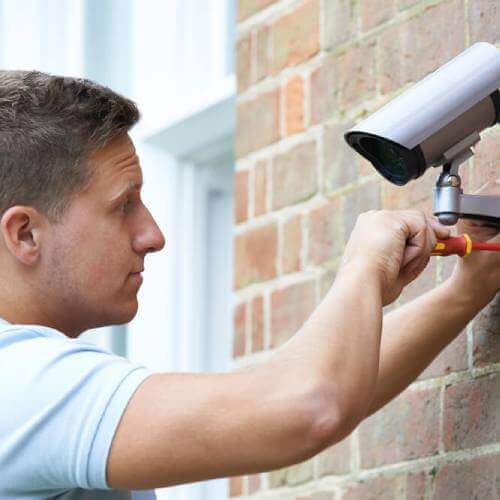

{"left": 431, "top": 234, "right": 472, "bottom": 257}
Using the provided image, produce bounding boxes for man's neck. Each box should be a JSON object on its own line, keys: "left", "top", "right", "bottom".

{"left": 0, "top": 291, "right": 80, "bottom": 338}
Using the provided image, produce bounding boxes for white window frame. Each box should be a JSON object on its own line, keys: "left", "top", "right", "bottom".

{"left": 0, "top": 2, "right": 237, "bottom": 497}
{"left": 128, "top": 90, "right": 235, "bottom": 500}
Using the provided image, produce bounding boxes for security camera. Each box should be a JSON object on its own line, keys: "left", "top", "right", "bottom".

{"left": 344, "top": 42, "right": 500, "bottom": 226}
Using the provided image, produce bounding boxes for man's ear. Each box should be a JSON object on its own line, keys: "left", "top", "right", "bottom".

{"left": 0, "top": 206, "right": 45, "bottom": 266}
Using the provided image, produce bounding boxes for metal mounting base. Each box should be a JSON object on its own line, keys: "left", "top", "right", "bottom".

{"left": 433, "top": 132, "right": 500, "bottom": 227}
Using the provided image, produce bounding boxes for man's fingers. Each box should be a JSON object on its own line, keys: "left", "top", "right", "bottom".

{"left": 427, "top": 215, "right": 452, "bottom": 240}
{"left": 400, "top": 211, "right": 429, "bottom": 267}
{"left": 400, "top": 253, "right": 430, "bottom": 288}
{"left": 402, "top": 247, "right": 421, "bottom": 268}
{"left": 399, "top": 211, "right": 448, "bottom": 272}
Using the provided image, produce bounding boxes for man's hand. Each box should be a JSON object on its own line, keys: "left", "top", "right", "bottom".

{"left": 449, "top": 179, "right": 500, "bottom": 304}
{"left": 339, "top": 209, "right": 451, "bottom": 306}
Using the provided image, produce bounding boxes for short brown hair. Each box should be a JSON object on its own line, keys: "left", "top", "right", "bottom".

{"left": 0, "top": 70, "right": 140, "bottom": 222}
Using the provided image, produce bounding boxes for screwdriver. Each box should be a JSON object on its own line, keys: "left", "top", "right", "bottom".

{"left": 432, "top": 233, "right": 500, "bottom": 257}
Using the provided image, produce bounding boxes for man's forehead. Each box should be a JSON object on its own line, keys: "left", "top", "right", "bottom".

{"left": 89, "top": 134, "right": 137, "bottom": 165}
{"left": 89, "top": 135, "right": 142, "bottom": 183}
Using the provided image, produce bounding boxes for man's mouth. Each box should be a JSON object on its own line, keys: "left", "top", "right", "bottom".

{"left": 129, "top": 271, "right": 144, "bottom": 285}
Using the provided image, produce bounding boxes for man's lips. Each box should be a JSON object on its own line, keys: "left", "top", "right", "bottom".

{"left": 129, "top": 271, "right": 144, "bottom": 285}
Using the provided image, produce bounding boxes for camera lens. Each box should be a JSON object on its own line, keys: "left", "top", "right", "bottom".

{"left": 355, "top": 136, "right": 421, "bottom": 186}
{"left": 344, "top": 132, "right": 426, "bottom": 186}
{"left": 372, "top": 141, "right": 408, "bottom": 182}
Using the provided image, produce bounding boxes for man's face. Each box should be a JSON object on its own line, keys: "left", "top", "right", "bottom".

{"left": 41, "top": 134, "right": 165, "bottom": 335}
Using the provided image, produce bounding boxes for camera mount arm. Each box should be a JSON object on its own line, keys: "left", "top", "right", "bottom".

{"left": 433, "top": 132, "right": 500, "bottom": 227}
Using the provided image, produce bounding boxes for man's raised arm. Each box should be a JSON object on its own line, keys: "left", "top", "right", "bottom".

{"left": 106, "top": 209, "right": 449, "bottom": 489}
{"left": 367, "top": 188, "right": 500, "bottom": 416}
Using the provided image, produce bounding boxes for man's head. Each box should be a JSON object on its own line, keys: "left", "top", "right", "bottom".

{"left": 0, "top": 70, "right": 165, "bottom": 337}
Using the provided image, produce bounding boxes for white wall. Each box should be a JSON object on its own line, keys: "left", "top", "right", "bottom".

{"left": 0, "top": 2, "right": 235, "bottom": 498}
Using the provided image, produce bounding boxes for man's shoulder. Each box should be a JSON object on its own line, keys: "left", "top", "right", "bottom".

{"left": 0, "top": 322, "right": 117, "bottom": 377}
{"left": 0, "top": 321, "right": 128, "bottom": 416}
{"left": 0, "top": 320, "right": 154, "bottom": 494}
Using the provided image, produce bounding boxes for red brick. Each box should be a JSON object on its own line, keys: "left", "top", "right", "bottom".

{"left": 234, "top": 0, "right": 500, "bottom": 491}
{"left": 233, "top": 302, "right": 247, "bottom": 358}
{"left": 285, "top": 459, "right": 314, "bottom": 485}
{"left": 358, "top": 155, "right": 375, "bottom": 177}
{"left": 297, "top": 493, "right": 334, "bottom": 500}
{"left": 439, "top": 253, "right": 459, "bottom": 282}
{"left": 255, "top": 24, "right": 270, "bottom": 82}
{"left": 458, "top": 155, "right": 476, "bottom": 190}
{"left": 343, "top": 181, "right": 381, "bottom": 237}
{"left": 270, "top": 279, "right": 316, "bottom": 347}
{"left": 472, "top": 295, "right": 500, "bottom": 367}
{"left": 381, "top": 173, "right": 435, "bottom": 213}
{"left": 342, "top": 472, "right": 428, "bottom": 500}
{"left": 323, "top": 0, "right": 358, "bottom": 49}
{"left": 359, "top": 387, "right": 440, "bottom": 467}
{"left": 310, "top": 55, "right": 340, "bottom": 125}
{"left": 284, "top": 75, "right": 305, "bottom": 136}
{"left": 339, "top": 41, "right": 377, "bottom": 110}
{"left": 443, "top": 373, "right": 500, "bottom": 451}
{"left": 398, "top": 256, "right": 438, "bottom": 305}
{"left": 323, "top": 120, "right": 358, "bottom": 192}
{"left": 272, "top": 141, "right": 318, "bottom": 209}
{"left": 234, "top": 222, "right": 278, "bottom": 289}
{"left": 230, "top": 475, "right": 243, "bottom": 497}
{"left": 406, "top": 174, "right": 436, "bottom": 209}
{"left": 317, "top": 435, "right": 351, "bottom": 477}
{"left": 246, "top": 474, "right": 260, "bottom": 494}
{"left": 379, "top": 0, "right": 465, "bottom": 95}
{"left": 234, "top": 170, "right": 249, "bottom": 224}
{"left": 251, "top": 295, "right": 265, "bottom": 352}
{"left": 471, "top": 132, "right": 500, "bottom": 191}
{"left": 431, "top": 455, "right": 500, "bottom": 499}
{"left": 270, "top": 0, "right": 320, "bottom": 75}
{"left": 236, "top": 88, "right": 280, "bottom": 158}
{"left": 418, "top": 331, "right": 468, "bottom": 380}
{"left": 320, "top": 268, "right": 337, "bottom": 300}
{"left": 236, "top": 33, "right": 251, "bottom": 93}
{"left": 342, "top": 476, "right": 404, "bottom": 499}
{"left": 308, "top": 198, "right": 344, "bottom": 265}
{"left": 406, "top": 472, "right": 427, "bottom": 500}
{"left": 268, "top": 467, "right": 286, "bottom": 488}
{"left": 253, "top": 158, "right": 268, "bottom": 217}
{"left": 397, "top": 0, "right": 420, "bottom": 8}
{"left": 361, "top": 0, "right": 396, "bottom": 31}
{"left": 469, "top": 0, "right": 500, "bottom": 45}
{"left": 282, "top": 213, "right": 302, "bottom": 274}
{"left": 237, "top": 0, "right": 277, "bottom": 21}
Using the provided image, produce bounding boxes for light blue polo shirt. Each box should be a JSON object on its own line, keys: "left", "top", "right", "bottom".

{"left": 0, "top": 317, "right": 157, "bottom": 499}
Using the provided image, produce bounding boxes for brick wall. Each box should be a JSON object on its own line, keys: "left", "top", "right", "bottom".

{"left": 233, "top": 0, "right": 499, "bottom": 498}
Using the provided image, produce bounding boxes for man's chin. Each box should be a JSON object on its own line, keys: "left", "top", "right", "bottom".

{"left": 117, "top": 298, "right": 139, "bottom": 324}
{"left": 96, "top": 299, "right": 138, "bottom": 328}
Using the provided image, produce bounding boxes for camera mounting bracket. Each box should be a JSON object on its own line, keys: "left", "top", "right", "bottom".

{"left": 433, "top": 131, "right": 500, "bottom": 227}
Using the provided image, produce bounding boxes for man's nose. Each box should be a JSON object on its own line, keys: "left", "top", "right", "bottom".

{"left": 133, "top": 208, "right": 166, "bottom": 254}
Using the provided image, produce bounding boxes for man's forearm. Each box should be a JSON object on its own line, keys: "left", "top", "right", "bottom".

{"left": 263, "top": 263, "right": 384, "bottom": 440}
{"left": 367, "top": 275, "right": 494, "bottom": 416}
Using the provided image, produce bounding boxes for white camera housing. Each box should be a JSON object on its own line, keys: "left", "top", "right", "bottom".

{"left": 345, "top": 42, "right": 500, "bottom": 187}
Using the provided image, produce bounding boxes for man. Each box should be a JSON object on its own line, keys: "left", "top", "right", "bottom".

{"left": 0, "top": 70, "right": 498, "bottom": 499}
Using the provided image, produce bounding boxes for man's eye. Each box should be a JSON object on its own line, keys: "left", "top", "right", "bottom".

{"left": 119, "top": 197, "right": 132, "bottom": 213}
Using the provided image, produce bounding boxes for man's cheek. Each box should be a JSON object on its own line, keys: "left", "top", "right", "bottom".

{"left": 93, "top": 250, "right": 131, "bottom": 286}
{"left": 82, "top": 254, "right": 118, "bottom": 289}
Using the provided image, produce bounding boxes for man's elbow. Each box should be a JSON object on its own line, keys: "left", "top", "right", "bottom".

{"left": 285, "top": 383, "right": 367, "bottom": 464}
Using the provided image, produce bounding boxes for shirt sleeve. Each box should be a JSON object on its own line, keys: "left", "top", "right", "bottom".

{"left": 2, "top": 330, "right": 155, "bottom": 492}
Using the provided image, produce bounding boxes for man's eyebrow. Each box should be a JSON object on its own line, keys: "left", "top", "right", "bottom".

{"left": 109, "top": 180, "right": 144, "bottom": 202}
